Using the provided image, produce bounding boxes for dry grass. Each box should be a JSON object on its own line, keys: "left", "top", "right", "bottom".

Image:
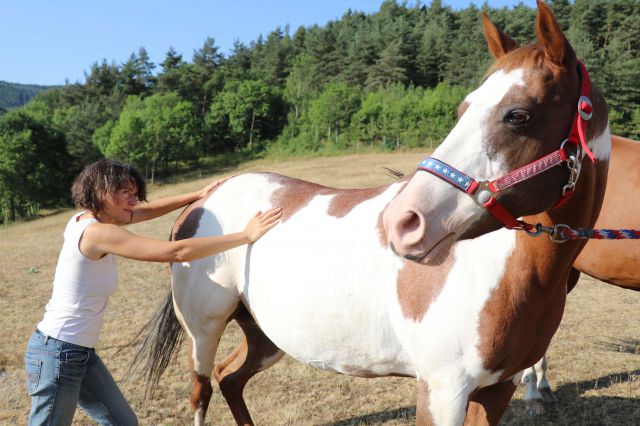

{"left": 1, "top": 151, "right": 638, "bottom": 425}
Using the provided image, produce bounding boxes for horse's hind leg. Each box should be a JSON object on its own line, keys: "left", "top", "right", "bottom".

{"left": 173, "top": 275, "right": 240, "bottom": 426}
{"left": 214, "top": 304, "right": 284, "bottom": 426}
{"left": 187, "top": 321, "right": 230, "bottom": 426}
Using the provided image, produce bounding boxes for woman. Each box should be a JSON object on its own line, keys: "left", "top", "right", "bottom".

{"left": 25, "top": 159, "right": 281, "bottom": 425}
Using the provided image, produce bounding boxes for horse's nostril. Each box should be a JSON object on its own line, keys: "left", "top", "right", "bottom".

{"left": 400, "top": 211, "right": 422, "bottom": 233}
{"left": 394, "top": 210, "right": 426, "bottom": 249}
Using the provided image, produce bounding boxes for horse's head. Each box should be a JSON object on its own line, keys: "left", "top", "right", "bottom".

{"left": 383, "top": 0, "right": 609, "bottom": 264}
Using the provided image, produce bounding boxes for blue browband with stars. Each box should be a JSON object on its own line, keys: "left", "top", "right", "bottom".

{"left": 417, "top": 157, "right": 474, "bottom": 192}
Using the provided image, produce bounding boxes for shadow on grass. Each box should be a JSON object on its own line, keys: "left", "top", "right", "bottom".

{"left": 324, "top": 369, "right": 640, "bottom": 426}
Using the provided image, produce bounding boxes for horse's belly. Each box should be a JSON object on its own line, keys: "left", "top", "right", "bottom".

{"left": 239, "top": 229, "right": 414, "bottom": 377}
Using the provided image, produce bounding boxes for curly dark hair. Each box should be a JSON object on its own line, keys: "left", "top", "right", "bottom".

{"left": 71, "top": 160, "right": 147, "bottom": 212}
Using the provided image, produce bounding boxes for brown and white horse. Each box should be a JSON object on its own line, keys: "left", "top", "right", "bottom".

{"left": 138, "top": 2, "right": 611, "bottom": 425}
{"left": 521, "top": 134, "right": 640, "bottom": 414}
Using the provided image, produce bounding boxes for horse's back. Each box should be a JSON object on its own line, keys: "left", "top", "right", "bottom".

{"left": 574, "top": 135, "right": 640, "bottom": 288}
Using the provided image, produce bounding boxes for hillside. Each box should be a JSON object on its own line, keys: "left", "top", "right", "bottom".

{"left": 0, "top": 80, "right": 54, "bottom": 110}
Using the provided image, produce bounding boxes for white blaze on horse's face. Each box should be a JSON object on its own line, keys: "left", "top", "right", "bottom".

{"left": 383, "top": 68, "right": 525, "bottom": 264}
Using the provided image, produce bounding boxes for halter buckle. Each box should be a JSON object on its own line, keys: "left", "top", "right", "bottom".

{"left": 471, "top": 180, "right": 494, "bottom": 206}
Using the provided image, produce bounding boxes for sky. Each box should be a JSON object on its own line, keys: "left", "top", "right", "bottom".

{"left": 2, "top": 0, "right": 537, "bottom": 86}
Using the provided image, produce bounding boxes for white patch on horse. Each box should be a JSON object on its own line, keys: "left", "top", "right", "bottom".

{"left": 390, "top": 228, "right": 516, "bottom": 425}
{"left": 589, "top": 124, "right": 611, "bottom": 161}
{"left": 434, "top": 68, "right": 525, "bottom": 179}
{"left": 235, "top": 180, "right": 415, "bottom": 377}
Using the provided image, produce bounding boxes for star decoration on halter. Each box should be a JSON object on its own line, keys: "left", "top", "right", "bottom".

{"left": 418, "top": 158, "right": 473, "bottom": 191}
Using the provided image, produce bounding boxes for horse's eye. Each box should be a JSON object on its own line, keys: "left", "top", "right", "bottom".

{"left": 504, "top": 109, "right": 531, "bottom": 126}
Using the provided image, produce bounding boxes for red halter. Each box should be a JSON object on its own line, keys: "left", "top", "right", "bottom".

{"left": 417, "top": 61, "right": 596, "bottom": 232}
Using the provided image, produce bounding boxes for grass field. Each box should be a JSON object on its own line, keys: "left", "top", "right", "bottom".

{"left": 1, "top": 151, "right": 639, "bottom": 425}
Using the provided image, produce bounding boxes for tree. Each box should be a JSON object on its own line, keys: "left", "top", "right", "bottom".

{"left": 157, "top": 47, "right": 185, "bottom": 93}
{"left": 84, "top": 59, "right": 120, "bottom": 97}
{"left": 283, "top": 54, "right": 317, "bottom": 138}
{"left": 0, "top": 110, "right": 72, "bottom": 222}
{"left": 118, "top": 48, "right": 156, "bottom": 96}
{"left": 208, "top": 79, "right": 280, "bottom": 151}
{"left": 366, "top": 40, "right": 409, "bottom": 90}
{"left": 306, "top": 82, "right": 361, "bottom": 149}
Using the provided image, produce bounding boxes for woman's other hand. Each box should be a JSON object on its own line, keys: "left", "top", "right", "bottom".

{"left": 199, "top": 176, "right": 235, "bottom": 199}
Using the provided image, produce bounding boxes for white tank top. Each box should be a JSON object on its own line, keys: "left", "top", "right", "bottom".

{"left": 37, "top": 212, "right": 118, "bottom": 348}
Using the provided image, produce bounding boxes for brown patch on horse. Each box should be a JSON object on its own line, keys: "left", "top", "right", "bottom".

{"left": 187, "top": 347, "right": 213, "bottom": 414}
{"left": 171, "top": 186, "right": 216, "bottom": 241}
{"left": 396, "top": 253, "right": 454, "bottom": 322}
{"left": 476, "top": 150, "right": 609, "bottom": 379}
{"left": 327, "top": 185, "right": 389, "bottom": 217}
{"left": 268, "top": 174, "right": 337, "bottom": 222}
{"left": 268, "top": 173, "right": 395, "bottom": 220}
{"left": 464, "top": 380, "right": 517, "bottom": 425}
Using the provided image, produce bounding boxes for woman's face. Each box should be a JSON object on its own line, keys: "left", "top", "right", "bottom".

{"left": 98, "top": 180, "right": 139, "bottom": 225}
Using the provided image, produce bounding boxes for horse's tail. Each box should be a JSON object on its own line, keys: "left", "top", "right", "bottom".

{"left": 127, "top": 290, "right": 186, "bottom": 402}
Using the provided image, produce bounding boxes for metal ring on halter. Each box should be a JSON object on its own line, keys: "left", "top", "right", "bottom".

{"left": 577, "top": 96, "right": 593, "bottom": 120}
{"left": 550, "top": 224, "right": 572, "bottom": 243}
{"left": 559, "top": 139, "right": 581, "bottom": 159}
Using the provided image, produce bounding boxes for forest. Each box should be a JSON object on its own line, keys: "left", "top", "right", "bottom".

{"left": 1, "top": 0, "right": 638, "bottom": 223}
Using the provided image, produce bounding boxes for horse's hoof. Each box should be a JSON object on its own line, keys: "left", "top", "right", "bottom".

{"left": 525, "top": 398, "right": 546, "bottom": 415}
{"left": 539, "top": 386, "right": 558, "bottom": 403}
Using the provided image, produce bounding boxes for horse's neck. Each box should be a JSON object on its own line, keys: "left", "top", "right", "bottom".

{"left": 507, "top": 143, "right": 609, "bottom": 290}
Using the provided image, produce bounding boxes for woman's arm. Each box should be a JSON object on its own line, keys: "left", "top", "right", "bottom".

{"left": 130, "top": 177, "right": 231, "bottom": 224}
{"left": 81, "top": 207, "right": 282, "bottom": 262}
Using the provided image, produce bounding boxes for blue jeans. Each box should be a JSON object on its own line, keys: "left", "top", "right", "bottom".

{"left": 25, "top": 330, "right": 137, "bottom": 426}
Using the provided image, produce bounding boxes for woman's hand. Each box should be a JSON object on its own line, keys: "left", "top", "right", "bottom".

{"left": 198, "top": 176, "right": 234, "bottom": 199}
{"left": 243, "top": 207, "right": 283, "bottom": 243}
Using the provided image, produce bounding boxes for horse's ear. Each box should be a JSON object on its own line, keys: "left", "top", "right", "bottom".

{"left": 535, "top": 0, "right": 576, "bottom": 68}
{"left": 482, "top": 13, "right": 519, "bottom": 59}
